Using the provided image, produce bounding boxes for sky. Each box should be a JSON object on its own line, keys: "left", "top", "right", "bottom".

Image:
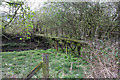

{"left": 0, "top": 0, "right": 119, "bottom": 13}
{"left": 0, "top": 0, "right": 47, "bottom": 13}
{"left": 25, "top": 0, "right": 47, "bottom": 10}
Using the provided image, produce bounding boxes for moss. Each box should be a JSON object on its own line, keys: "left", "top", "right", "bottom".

{"left": 35, "top": 34, "right": 89, "bottom": 46}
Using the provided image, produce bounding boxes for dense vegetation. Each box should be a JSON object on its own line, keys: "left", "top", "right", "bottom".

{"left": 2, "top": 48, "right": 86, "bottom": 78}
{"left": 1, "top": 1, "right": 120, "bottom": 40}
{"left": 1, "top": 41, "right": 119, "bottom": 78}
{"left": 0, "top": 0, "right": 119, "bottom": 79}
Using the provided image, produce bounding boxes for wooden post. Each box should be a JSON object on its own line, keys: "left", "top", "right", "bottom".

{"left": 26, "top": 62, "right": 43, "bottom": 79}
{"left": 59, "top": 41, "right": 64, "bottom": 52}
{"left": 42, "top": 53, "right": 49, "bottom": 78}
{"left": 55, "top": 40, "right": 58, "bottom": 51}
{"left": 66, "top": 42, "right": 68, "bottom": 54}
{"left": 77, "top": 46, "right": 81, "bottom": 56}
{"left": 61, "top": 40, "right": 65, "bottom": 52}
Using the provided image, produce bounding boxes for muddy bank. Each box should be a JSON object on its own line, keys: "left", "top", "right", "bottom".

{"left": 2, "top": 36, "right": 51, "bottom": 52}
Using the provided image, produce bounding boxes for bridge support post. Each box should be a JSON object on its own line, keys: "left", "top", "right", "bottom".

{"left": 55, "top": 40, "right": 58, "bottom": 51}
{"left": 66, "top": 43, "right": 68, "bottom": 54}
{"left": 77, "top": 46, "right": 81, "bottom": 56}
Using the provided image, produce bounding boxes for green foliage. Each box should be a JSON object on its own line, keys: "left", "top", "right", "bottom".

{"left": 20, "top": 38, "right": 22, "bottom": 40}
{"left": 2, "top": 42, "right": 28, "bottom": 47}
{"left": 0, "top": 25, "right": 4, "bottom": 29}
{"left": 28, "top": 25, "right": 33, "bottom": 28}
{"left": 34, "top": 2, "right": 119, "bottom": 40}
{"left": 27, "top": 14, "right": 33, "bottom": 18}
{"left": 1, "top": 0, "right": 36, "bottom": 40}
{"left": 1, "top": 48, "right": 87, "bottom": 78}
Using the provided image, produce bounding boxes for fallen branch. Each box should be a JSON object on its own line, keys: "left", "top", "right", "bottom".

{"left": 2, "top": 33, "right": 11, "bottom": 40}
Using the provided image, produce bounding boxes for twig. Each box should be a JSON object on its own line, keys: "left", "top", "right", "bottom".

{"left": 2, "top": 34, "right": 11, "bottom": 40}
{"left": 4, "top": 5, "right": 21, "bottom": 28}
{"left": 70, "top": 62, "right": 73, "bottom": 72}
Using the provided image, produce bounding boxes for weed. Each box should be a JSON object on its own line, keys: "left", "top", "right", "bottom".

{"left": 1, "top": 48, "right": 86, "bottom": 78}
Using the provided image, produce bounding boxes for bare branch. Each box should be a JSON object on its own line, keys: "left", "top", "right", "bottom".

{"left": 4, "top": 5, "right": 21, "bottom": 28}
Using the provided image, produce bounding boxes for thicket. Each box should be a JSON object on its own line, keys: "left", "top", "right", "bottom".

{"left": 0, "top": 0, "right": 119, "bottom": 78}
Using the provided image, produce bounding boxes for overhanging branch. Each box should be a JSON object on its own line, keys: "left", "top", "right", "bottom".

{"left": 4, "top": 5, "right": 21, "bottom": 28}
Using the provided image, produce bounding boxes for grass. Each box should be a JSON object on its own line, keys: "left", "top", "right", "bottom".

{"left": 1, "top": 48, "right": 87, "bottom": 78}
{"left": 2, "top": 42, "right": 28, "bottom": 47}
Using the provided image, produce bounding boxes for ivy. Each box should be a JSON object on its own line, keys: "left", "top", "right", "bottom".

{"left": 28, "top": 25, "right": 33, "bottom": 28}
{"left": 19, "top": 38, "right": 22, "bottom": 40}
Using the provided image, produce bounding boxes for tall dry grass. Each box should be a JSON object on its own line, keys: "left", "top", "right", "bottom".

{"left": 83, "top": 39, "right": 119, "bottom": 78}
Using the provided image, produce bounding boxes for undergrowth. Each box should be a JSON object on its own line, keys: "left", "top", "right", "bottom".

{"left": 83, "top": 40, "right": 119, "bottom": 78}
{"left": 1, "top": 39, "right": 119, "bottom": 78}
{"left": 1, "top": 48, "right": 86, "bottom": 78}
{"left": 2, "top": 42, "right": 28, "bottom": 47}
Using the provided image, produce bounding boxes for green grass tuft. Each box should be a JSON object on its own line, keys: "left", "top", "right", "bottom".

{"left": 1, "top": 48, "right": 87, "bottom": 78}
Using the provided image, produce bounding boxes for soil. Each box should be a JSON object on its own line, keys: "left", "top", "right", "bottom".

{"left": 2, "top": 36, "right": 51, "bottom": 52}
